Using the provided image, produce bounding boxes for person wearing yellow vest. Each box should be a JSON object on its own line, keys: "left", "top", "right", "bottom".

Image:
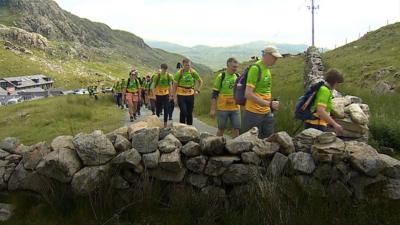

{"left": 243, "top": 46, "right": 282, "bottom": 139}
{"left": 305, "top": 69, "right": 345, "bottom": 134}
{"left": 114, "top": 79, "right": 125, "bottom": 109}
{"left": 172, "top": 58, "right": 203, "bottom": 125}
{"left": 123, "top": 69, "right": 142, "bottom": 122}
{"left": 152, "top": 64, "right": 174, "bottom": 127}
{"left": 209, "top": 58, "right": 241, "bottom": 138}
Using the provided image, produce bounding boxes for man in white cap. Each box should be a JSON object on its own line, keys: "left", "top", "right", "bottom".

{"left": 243, "top": 46, "right": 282, "bottom": 138}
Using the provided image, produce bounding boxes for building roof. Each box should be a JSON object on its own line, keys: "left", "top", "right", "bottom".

{"left": 16, "top": 87, "right": 47, "bottom": 93}
{"left": 1, "top": 75, "right": 53, "bottom": 88}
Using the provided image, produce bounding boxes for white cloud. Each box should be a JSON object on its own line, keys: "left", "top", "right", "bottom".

{"left": 55, "top": 0, "right": 400, "bottom": 48}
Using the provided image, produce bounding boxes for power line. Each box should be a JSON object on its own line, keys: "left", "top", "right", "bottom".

{"left": 308, "top": 0, "right": 319, "bottom": 47}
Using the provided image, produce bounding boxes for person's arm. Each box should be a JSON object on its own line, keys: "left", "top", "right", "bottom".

{"left": 172, "top": 72, "right": 180, "bottom": 100}
{"left": 244, "top": 86, "right": 269, "bottom": 107}
{"left": 169, "top": 74, "right": 174, "bottom": 100}
{"left": 316, "top": 106, "right": 343, "bottom": 133}
{"left": 209, "top": 74, "right": 221, "bottom": 118}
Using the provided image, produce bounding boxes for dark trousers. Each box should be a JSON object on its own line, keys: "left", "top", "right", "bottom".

{"left": 156, "top": 95, "right": 170, "bottom": 123}
{"left": 177, "top": 95, "right": 194, "bottom": 125}
{"left": 304, "top": 123, "right": 327, "bottom": 132}
{"left": 169, "top": 100, "right": 175, "bottom": 120}
{"left": 116, "top": 93, "right": 123, "bottom": 107}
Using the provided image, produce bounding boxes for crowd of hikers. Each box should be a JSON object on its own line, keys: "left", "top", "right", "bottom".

{"left": 112, "top": 46, "right": 345, "bottom": 138}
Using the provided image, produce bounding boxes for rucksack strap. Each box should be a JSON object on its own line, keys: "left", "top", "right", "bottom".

{"left": 178, "top": 69, "right": 193, "bottom": 83}
{"left": 219, "top": 72, "right": 226, "bottom": 90}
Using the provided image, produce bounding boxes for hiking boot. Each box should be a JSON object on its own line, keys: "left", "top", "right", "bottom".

{"left": 130, "top": 116, "right": 134, "bottom": 122}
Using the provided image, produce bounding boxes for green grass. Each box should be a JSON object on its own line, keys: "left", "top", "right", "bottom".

{"left": 0, "top": 94, "right": 124, "bottom": 145}
{"left": 1, "top": 177, "right": 399, "bottom": 225}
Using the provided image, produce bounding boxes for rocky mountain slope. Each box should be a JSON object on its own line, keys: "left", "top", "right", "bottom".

{"left": 0, "top": 0, "right": 212, "bottom": 88}
{"left": 147, "top": 40, "right": 308, "bottom": 70}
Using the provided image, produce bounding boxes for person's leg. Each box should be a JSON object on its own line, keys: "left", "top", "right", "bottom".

{"left": 216, "top": 111, "right": 229, "bottom": 137}
{"left": 242, "top": 110, "right": 263, "bottom": 135}
{"left": 260, "top": 113, "right": 275, "bottom": 139}
{"left": 150, "top": 99, "right": 156, "bottom": 115}
{"left": 169, "top": 100, "right": 174, "bottom": 120}
{"left": 186, "top": 95, "right": 195, "bottom": 125}
{"left": 126, "top": 93, "right": 134, "bottom": 121}
{"left": 155, "top": 95, "right": 162, "bottom": 117}
{"left": 162, "top": 95, "right": 170, "bottom": 126}
{"left": 177, "top": 95, "right": 187, "bottom": 124}
{"left": 230, "top": 110, "right": 242, "bottom": 138}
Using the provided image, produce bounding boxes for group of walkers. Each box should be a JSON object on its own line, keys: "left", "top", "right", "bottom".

{"left": 113, "top": 45, "right": 345, "bottom": 138}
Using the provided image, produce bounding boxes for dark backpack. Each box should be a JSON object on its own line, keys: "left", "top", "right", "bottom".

{"left": 219, "top": 71, "right": 240, "bottom": 90}
{"left": 294, "top": 81, "right": 326, "bottom": 121}
{"left": 233, "top": 64, "right": 262, "bottom": 106}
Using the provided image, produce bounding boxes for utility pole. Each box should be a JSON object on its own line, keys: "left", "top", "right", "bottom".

{"left": 308, "top": 0, "right": 319, "bottom": 47}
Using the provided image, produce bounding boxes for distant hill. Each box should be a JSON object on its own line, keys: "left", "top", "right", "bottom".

{"left": 146, "top": 40, "right": 308, "bottom": 70}
{"left": 0, "top": 0, "right": 212, "bottom": 88}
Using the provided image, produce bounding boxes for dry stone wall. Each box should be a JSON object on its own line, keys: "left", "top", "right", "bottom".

{"left": 305, "top": 47, "right": 370, "bottom": 141}
{"left": 0, "top": 115, "right": 399, "bottom": 201}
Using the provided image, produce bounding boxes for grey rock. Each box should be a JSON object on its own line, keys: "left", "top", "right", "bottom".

{"left": 186, "top": 155, "right": 207, "bottom": 174}
{"left": 111, "top": 175, "right": 130, "bottom": 190}
{"left": 316, "top": 132, "right": 337, "bottom": 144}
{"left": 142, "top": 150, "right": 160, "bottom": 169}
{"left": 36, "top": 148, "right": 82, "bottom": 183}
{"left": 347, "top": 141, "right": 384, "bottom": 177}
{"left": 149, "top": 167, "right": 186, "bottom": 182}
{"left": 348, "top": 174, "right": 385, "bottom": 200}
{"left": 381, "top": 179, "right": 400, "bottom": 200}
{"left": 268, "top": 132, "right": 295, "bottom": 155}
{"left": 131, "top": 127, "right": 160, "bottom": 154}
{"left": 111, "top": 148, "right": 143, "bottom": 173}
{"left": 225, "top": 128, "right": 258, "bottom": 154}
{"left": 73, "top": 131, "right": 116, "bottom": 166}
{"left": 201, "top": 186, "right": 226, "bottom": 198}
{"left": 186, "top": 173, "right": 208, "bottom": 189}
{"left": 0, "top": 203, "right": 15, "bottom": 222}
{"left": 378, "top": 147, "right": 395, "bottom": 156}
{"left": 158, "top": 134, "right": 182, "bottom": 153}
{"left": 379, "top": 154, "right": 400, "bottom": 178}
{"left": 344, "top": 95, "right": 362, "bottom": 104}
{"left": 0, "top": 149, "right": 10, "bottom": 159}
{"left": 294, "top": 128, "right": 323, "bottom": 152}
{"left": 21, "top": 142, "right": 52, "bottom": 170}
{"left": 293, "top": 175, "right": 325, "bottom": 197}
{"left": 171, "top": 123, "right": 200, "bottom": 143}
{"left": 159, "top": 149, "right": 182, "bottom": 172}
{"left": 113, "top": 135, "right": 132, "bottom": 153}
{"left": 51, "top": 135, "right": 74, "bottom": 151}
{"left": 222, "top": 164, "right": 252, "bottom": 185}
{"left": 252, "top": 141, "right": 278, "bottom": 158}
{"left": 347, "top": 104, "right": 369, "bottom": 125}
{"left": 71, "top": 165, "right": 111, "bottom": 195}
{"left": 0, "top": 137, "right": 20, "bottom": 154}
{"left": 4, "top": 154, "right": 21, "bottom": 164}
{"left": 288, "top": 152, "right": 316, "bottom": 174}
{"left": 8, "top": 162, "right": 51, "bottom": 194}
{"left": 241, "top": 152, "right": 261, "bottom": 165}
{"left": 181, "top": 141, "right": 201, "bottom": 157}
{"left": 200, "top": 136, "right": 226, "bottom": 155}
{"left": 311, "top": 138, "right": 347, "bottom": 163}
{"left": 313, "top": 164, "right": 338, "bottom": 184}
{"left": 267, "top": 152, "right": 289, "bottom": 177}
{"left": 200, "top": 132, "right": 214, "bottom": 140}
{"left": 204, "top": 156, "right": 240, "bottom": 176}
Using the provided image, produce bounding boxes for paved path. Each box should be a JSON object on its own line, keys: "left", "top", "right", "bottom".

{"left": 122, "top": 106, "right": 221, "bottom": 136}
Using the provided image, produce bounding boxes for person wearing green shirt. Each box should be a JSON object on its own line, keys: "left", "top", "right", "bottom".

{"left": 172, "top": 58, "right": 203, "bottom": 125}
{"left": 243, "top": 46, "right": 282, "bottom": 139}
{"left": 123, "top": 69, "right": 142, "bottom": 122}
{"left": 152, "top": 64, "right": 174, "bottom": 127}
{"left": 305, "top": 69, "right": 345, "bottom": 134}
{"left": 209, "top": 58, "right": 241, "bottom": 137}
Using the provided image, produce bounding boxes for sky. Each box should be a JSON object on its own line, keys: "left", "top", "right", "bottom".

{"left": 54, "top": 0, "right": 400, "bottom": 48}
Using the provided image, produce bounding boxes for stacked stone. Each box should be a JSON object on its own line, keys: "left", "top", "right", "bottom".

{"left": 0, "top": 116, "right": 399, "bottom": 201}
{"left": 304, "top": 47, "right": 370, "bottom": 142}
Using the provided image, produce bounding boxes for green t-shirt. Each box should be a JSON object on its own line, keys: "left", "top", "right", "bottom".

{"left": 126, "top": 78, "right": 141, "bottom": 93}
{"left": 246, "top": 60, "right": 272, "bottom": 94}
{"left": 311, "top": 85, "right": 333, "bottom": 113}
{"left": 152, "top": 72, "right": 173, "bottom": 89}
{"left": 213, "top": 72, "right": 237, "bottom": 95}
{"left": 174, "top": 69, "right": 201, "bottom": 88}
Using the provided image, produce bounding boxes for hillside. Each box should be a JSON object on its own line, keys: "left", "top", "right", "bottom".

{"left": 0, "top": 0, "right": 212, "bottom": 89}
{"left": 147, "top": 40, "right": 307, "bottom": 70}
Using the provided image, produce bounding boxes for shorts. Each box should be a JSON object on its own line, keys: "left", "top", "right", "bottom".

{"left": 217, "top": 110, "right": 241, "bottom": 129}
{"left": 126, "top": 93, "right": 139, "bottom": 103}
{"left": 242, "top": 111, "right": 275, "bottom": 139}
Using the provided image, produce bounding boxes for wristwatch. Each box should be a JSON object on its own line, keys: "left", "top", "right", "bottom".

{"left": 196, "top": 90, "right": 200, "bottom": 93}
